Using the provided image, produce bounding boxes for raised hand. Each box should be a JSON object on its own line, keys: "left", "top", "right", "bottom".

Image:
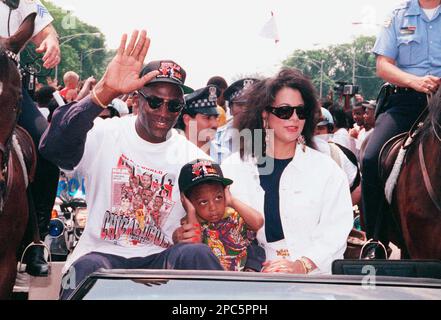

{"left": 171, "top": 193, "right": 202, "bottom": 244}
{"left": 103, "top": 30, "right": 158, "bottom": 94}
{"left": 180, "top": 192, "right": 198, "bottom": 225}
{"left": 93, "top": 30, "right": 159, "bottom": 106}
{"left": 224, "top": 186, "right": 234, "bottom": 208}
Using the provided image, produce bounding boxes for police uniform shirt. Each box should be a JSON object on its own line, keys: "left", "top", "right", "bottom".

{"left": 373, "top": 0, "right": 441, "bottom": 77}
{"left": 0, "top": 0, "right": 53, "bottom": 38}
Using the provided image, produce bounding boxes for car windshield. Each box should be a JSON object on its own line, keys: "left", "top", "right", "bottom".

{"left": 72, "top": 270, "right": 441, "bottom": 300}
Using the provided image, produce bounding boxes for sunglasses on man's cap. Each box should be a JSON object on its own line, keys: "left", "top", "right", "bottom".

{"left": 265, "top": 105, "right": 307, "bottom": 120}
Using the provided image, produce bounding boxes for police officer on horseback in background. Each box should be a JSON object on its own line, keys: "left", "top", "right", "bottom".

{"left": 0, "top": 0, "right": 60, "bottom": 275}
{"left": 362, "top": 0, "right": 441, "bottom": 257}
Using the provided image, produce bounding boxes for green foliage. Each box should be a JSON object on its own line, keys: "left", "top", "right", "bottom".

{"left": 20, "top": 0, "right": 109, "bottom": 85}
{"left": 282, "top": 36, "right": 383, "bottom": 100}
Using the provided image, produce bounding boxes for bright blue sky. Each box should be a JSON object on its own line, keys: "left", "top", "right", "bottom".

{"left": 50, "top": 0, "right": 401, "bottom": 88}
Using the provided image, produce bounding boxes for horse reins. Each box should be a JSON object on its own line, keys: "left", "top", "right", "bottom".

{"left": 418, "top": 142, "right": 441, "bottom": 212}
{"left": 417, "top": 93, "right": 441, "bottom": 212}
{"left": 0, "top": 50, "right": 21, "bottom": 212}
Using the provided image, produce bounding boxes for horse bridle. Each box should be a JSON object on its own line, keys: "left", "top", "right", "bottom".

{"left": 5, "top": 50, "right": 19, "bottom": 65}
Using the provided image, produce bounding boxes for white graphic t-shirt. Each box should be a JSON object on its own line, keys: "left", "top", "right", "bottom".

{"left": 62, "top": 116, "right": 209, "bottom": 273}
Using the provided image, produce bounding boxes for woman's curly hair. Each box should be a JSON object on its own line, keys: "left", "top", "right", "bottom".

{"left": 236, "top": 68, "right": 321, "bottom": 159}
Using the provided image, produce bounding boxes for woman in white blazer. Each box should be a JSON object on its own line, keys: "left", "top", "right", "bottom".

{"left": 221, "top": 69, "right": 353, "bottom": 275}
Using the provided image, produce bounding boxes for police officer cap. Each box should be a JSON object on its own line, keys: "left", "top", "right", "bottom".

{"left": 317, "top": 107, "right": 334, "bottom": 126}
{"left": 362, "top": 100, "right": 376, "bottom": 110}
{"left": 353, "top": 101, "right": 364, "bottom": 111}
{"left": 184, "top": 85, "right": 220, "bottom": 116}
{"left": 223, "top": 78, "right": 257, "bottom": 104}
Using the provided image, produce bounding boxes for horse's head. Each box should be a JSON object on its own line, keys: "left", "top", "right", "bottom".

{"left": 0, "top": 13, "right": 36, "bottom": 213}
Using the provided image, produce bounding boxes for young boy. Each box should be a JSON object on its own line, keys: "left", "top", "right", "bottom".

{"left": 178, "top": 159, "right": 264, "bottom": 271}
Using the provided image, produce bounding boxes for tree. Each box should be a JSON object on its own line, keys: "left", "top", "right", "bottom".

{"left": 282, "top": 36, "right": 384, "bottom": 101}
{"left": 20, "top": 1, "right": 109, "bottom": 85}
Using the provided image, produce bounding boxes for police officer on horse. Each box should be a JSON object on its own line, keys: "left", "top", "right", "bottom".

{"left": 0, "top": 0, "right": 60, "bottom": 275}
{"left": 362, "top": 0, "right": 441, "bottom": 257}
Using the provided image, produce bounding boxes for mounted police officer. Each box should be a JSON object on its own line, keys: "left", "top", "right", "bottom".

{"left": 0, "top": 0, "right": 60, "bottom": 275}
{"left": 362, "top": 0, "right": 441, "bottom": 257}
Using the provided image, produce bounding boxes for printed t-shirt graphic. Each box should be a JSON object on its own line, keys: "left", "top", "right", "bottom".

{"left": 101, "top": 154, "right": 176, "bottom": 248}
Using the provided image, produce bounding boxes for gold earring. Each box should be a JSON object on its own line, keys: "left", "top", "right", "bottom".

{"left": 297, "top": 135, "right": 306, "bottom": 152}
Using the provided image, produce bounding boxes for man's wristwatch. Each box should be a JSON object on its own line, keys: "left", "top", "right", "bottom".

{"left": 299, "top": 257, "right": 314, "bottom": 274}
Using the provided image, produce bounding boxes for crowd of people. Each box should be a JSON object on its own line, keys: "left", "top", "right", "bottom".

{"left": 1, "top": 0, "right": 440, "bottom": 300}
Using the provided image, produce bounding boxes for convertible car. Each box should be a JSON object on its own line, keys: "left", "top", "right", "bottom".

{"left": 14, "top": 259, "right": 441, "bottom": 300}
{"left": 68, "top": 260, "right": 441, "bottom": 300}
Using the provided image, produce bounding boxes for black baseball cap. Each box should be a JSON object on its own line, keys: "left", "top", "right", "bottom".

{"left": 140, "top": 60, "right": 194, "bottom": 94}
{"left": 178, "top": 159, "right": 233, "bottom": 194}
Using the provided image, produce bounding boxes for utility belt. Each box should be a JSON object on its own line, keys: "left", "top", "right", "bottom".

{"left": 375, "top": 83, "right": 426, "bottom": 119}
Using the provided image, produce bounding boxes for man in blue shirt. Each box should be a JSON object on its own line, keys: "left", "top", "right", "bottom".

{"left": 362, "top": 0, "right": 441, "bottom": 257}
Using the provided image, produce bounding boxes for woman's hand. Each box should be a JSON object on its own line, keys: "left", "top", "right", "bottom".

{"left": 261, "top": 259, "right": 307, "bottom": 274}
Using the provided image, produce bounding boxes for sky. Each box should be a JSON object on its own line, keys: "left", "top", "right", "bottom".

{"left": 49, "top": 0, "right": 402, "bottom": 89}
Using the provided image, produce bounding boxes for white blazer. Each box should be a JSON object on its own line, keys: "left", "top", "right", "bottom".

{"left": 221, "top": 146, "right": 353, "bottom": 274}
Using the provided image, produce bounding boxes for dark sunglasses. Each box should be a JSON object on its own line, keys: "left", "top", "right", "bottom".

{"left": 265, "top": 105, "right": 307, "bottom": 120}
{"left": 137, "top": 91, "right": 184, "bottom": 113}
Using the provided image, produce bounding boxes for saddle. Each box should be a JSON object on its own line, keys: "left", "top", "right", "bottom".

{"left": 379, "top": 132, "right": 408, "bottom": 185}
{"left": 379, "top": 111, "right": 427, "bottom": 199}
{"left": 12, "top": 126, "right": 37, "bottom": 185}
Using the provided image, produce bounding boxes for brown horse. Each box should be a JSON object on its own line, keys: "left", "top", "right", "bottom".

{"left": 0, "top": 13, "right": 37, "bottom": 299}
{"left": 390, "top": 89, "right": 441, "bottom": 259}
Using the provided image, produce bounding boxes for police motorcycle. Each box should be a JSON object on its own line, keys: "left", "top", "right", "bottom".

{"left": 45, "top": 172, "right": 88, "bottom": 261}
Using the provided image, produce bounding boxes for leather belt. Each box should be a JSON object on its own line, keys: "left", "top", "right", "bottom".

{"left": 393, "top": 87, "right": 418, "bottom": 94}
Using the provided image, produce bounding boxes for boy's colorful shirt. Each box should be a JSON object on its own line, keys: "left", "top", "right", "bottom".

{"left": 201, "top": 207, "right": 255, "bottom": 271}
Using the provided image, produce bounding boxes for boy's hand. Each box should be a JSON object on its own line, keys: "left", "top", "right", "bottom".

{"left": 180, "top": 192, "right": 198, "bottom": 224}
{"left": 224, "top": 186, "right": 234, "bottom": 208}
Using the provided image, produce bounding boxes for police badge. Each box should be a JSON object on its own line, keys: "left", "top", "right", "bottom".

{"left": 208, "top": 86, "right": 218, "bottom": 102}
{"left": 243, "top": 79, "right": 255, "bottom": 90}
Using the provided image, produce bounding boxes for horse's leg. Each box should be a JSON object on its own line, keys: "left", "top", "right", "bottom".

{"left": 0, "top": 158, "right": 29, "bottom": 297}
{"left": 0, "top": 250, "right": 18, "bottom": 299}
